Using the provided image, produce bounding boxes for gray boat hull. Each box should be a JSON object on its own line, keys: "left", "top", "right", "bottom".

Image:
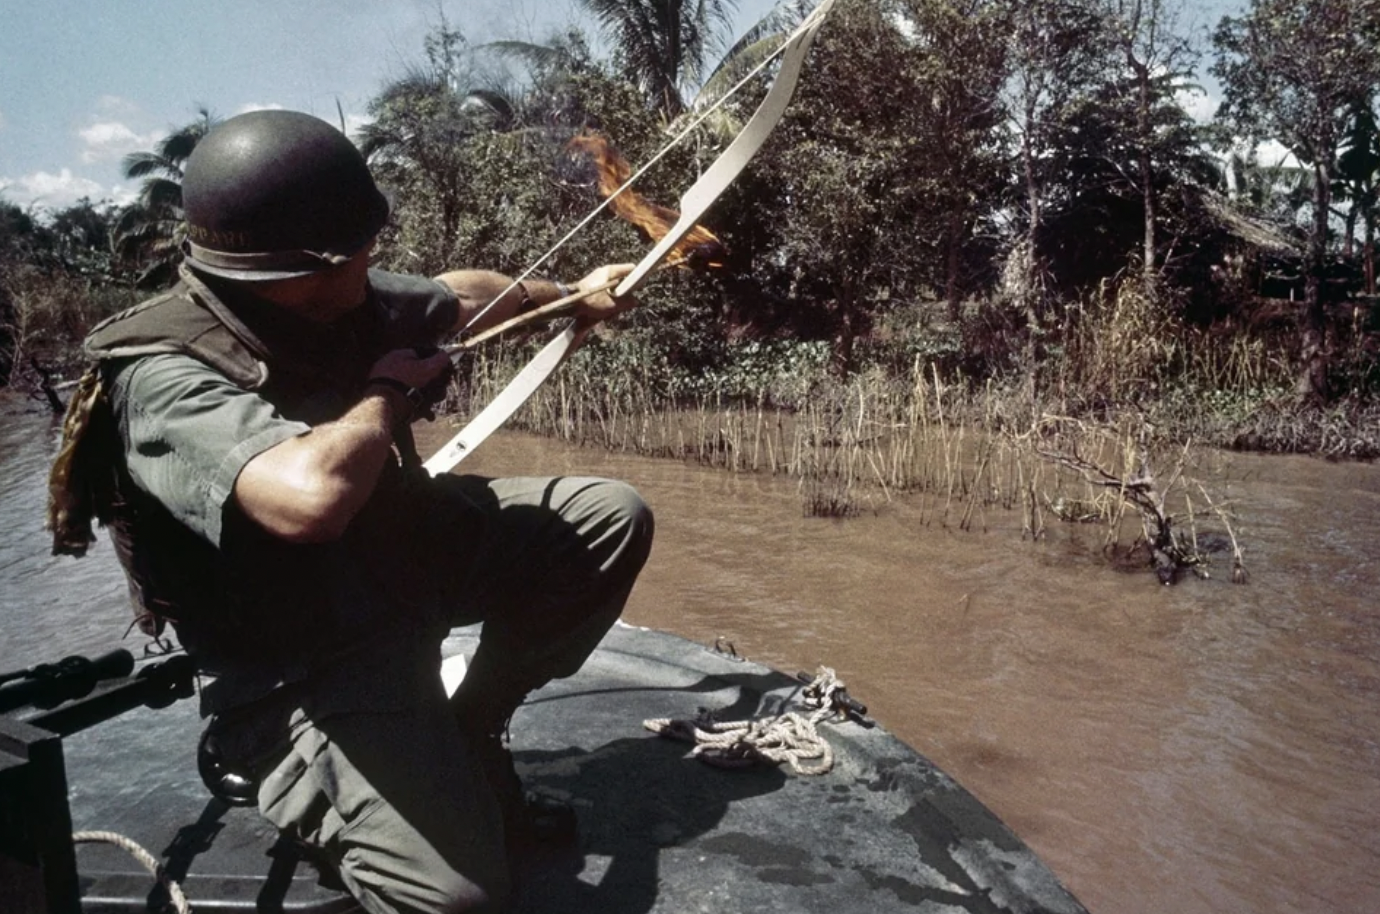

{"left": 55, "top": 623, "right": 1086, "bottom": 913}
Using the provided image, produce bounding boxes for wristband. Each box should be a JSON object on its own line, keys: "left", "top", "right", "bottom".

{"left": 366, "top": 377, "right": 424, "bottom": 411}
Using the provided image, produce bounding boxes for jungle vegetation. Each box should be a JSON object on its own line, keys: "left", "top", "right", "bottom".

{"left": 4, "top": 0, "right": 1379, "bottom": 461}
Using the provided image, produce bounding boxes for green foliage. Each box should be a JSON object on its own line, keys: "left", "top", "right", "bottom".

{"left": 364, "top": 24, "right": 669, "bottom": 282}
{"left": 573, "top": 0, "right": 739, "bottom": 117}
{"left": 1212, "top": 0, "right": 1380, "bottom": 400}
{"left": 1038, "top": 69, "right": 1219, "bottom": 293}
{"left": 737, "top": 0, "right": 1008, "bottom": 371}
{"left": 0, "top": 198, "right": 136, "bottom": 385}
{"left": 113, "top": 108, "right": 217, "bottom": 289}
{"left": 1212, "top": 0, "right": 1380, "bottom": 168}
{"left": 8, "top": 0, "right": 1375, "bottom": 444}
{"left": 362, "top": 0, "right": 1375, "bottom": 427}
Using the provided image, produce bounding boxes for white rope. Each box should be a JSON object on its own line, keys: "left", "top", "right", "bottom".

{"left": 73, "top": 830, "right": 192, "bottom": 914}
{"left": 644, "top": 666, "right": 849, "bottom": 775}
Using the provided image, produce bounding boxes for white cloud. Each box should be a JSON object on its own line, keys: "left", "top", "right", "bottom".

{"left": 1254, "top": 139, "right": 1299, "bottom": 169}
{"left": 105, "top": 183, "right": 139, "bottom": 207}
{"left": 1176, "top": 85, "right": 1302, "bottom": 178}
{"left": 0, "top": 109, "right": 6, "bottom": 131}
{"left": 78, "top": 121, "right": 160, "bottom": 164}
{"left": 344, "top": 111, "right": 373, "bottom": 137}
{"left": 0, "top": 168, "right": 114, "bottom": 211}
{"left": 1178, "top": 85, "right": 1217, "bottom": 125}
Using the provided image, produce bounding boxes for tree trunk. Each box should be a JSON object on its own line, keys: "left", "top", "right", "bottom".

{"left": 945, "top": 205, "right": 964, "bottom": 322}
{"left": 1298, "top": 160, "right": 1333, "bottom": 402}
{"left": 1366, "top": 193, "right": 1377, "bottom": 297}
{"left": 1021, "top": 99, "right": 1042, "bottom": 390}
{"left": 1134, "top": 55, "right": 1156, "bottom": 293}
{"left": 832, "top": 279, "right": 861, "bottom": 376}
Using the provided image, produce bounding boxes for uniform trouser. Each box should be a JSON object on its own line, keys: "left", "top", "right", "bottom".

{"left": 246, "top": 474, "right": 654, "bottom": 914}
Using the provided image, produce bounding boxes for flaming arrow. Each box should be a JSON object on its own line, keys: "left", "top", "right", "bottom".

{"left": 424, "top": 0, "right": 838, "bottom": 476}
{"left": 454, "top": 133, "right": 728, "bottom": 351}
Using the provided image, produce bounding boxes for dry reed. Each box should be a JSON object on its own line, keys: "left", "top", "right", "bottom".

{"left": 448, "top": 341, "right": 1249, "bottom": 582}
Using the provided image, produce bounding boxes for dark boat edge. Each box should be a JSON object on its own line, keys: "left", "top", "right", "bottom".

{"left": 2, "top": 623, "right": 1090, "bottom": 914}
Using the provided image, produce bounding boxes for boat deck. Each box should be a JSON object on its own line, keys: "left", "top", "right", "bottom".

{"left": 57, "top": 624, "right": 1086, "bottom": 913}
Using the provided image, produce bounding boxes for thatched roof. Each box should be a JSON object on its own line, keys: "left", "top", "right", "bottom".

{"left": 1203, "top": 193, "right": 1302, "bottom": 255}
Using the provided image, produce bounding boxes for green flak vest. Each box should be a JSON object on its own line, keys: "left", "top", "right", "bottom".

{"left": 48, "top": 265, "right": 443, "bottom": 648}
{"left": 49, "top": 267, "right": 287, "bottom": 639}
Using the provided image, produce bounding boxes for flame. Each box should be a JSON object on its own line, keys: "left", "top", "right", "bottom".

{"left": 566, "top": 131, "right": 727, "bottom": 270}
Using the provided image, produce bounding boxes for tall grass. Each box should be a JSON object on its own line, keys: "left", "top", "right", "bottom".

{"left": 446, "top": 280, "right": 1285, "bottom": 580}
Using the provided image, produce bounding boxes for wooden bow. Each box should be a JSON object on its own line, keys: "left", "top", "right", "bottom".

{"left": 424, "top": 0, "right": 838, "bottom": 476}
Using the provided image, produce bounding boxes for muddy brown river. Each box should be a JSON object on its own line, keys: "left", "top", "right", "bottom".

{"left": 3, "top": 398, "right": 1377, "bottom": 914}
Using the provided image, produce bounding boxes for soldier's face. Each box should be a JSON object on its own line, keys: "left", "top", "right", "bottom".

{"left": 293, "top": 241, "right": 375, "bottom": 323}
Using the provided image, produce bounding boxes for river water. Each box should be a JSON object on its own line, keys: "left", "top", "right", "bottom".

{"left": 3, "top": 395, "right": 1378, "bottom": 914}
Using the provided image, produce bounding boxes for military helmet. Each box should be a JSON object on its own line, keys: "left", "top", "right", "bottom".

{"left": 181, "top": 109, "right": 388, "bottom": 281}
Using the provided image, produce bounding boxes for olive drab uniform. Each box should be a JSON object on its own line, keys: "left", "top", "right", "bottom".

{"left": 50, "top": 262, "right": 654, "bottom": 913}
{"left": 62, "top": 263, "right": 462, "bottom": 711}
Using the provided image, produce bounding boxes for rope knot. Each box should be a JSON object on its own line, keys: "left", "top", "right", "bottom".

{"left": 643, "top": 667, "right": 855, "bottom": 775}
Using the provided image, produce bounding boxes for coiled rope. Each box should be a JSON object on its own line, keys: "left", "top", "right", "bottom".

{"left": 72, "top": 830, "right": 192, "bottom": 914}
{"left": 644, "top": 666, "right": 850, "bottom": 775}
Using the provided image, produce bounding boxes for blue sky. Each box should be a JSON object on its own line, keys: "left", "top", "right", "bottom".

{"left": 0, "top": 0, "right": 786, "bottom": 213}
{"left": 0, "top": 0, "right": 1241, "bottom": 215}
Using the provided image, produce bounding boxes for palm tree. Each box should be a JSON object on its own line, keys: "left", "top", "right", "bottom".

{"left": 575, "top": 0, "right": 739, "bottom": 118}
{"left": 694, "top": 0, "right": 814, "bottom": 109}
{"left": 114, "top": 108, "right": 218, "bottom": 288}
{"left": 356, "top": 70, "right": 479, "bottom": 249}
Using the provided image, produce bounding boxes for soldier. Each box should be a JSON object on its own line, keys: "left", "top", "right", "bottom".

{"left": 50, "top": 109, "right": 654, "bottom": 913}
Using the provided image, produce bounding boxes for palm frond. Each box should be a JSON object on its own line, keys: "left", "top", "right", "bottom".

{"left": 462, "top": 89, "right": 520, "bottom": 130}
{"left": 140, "top": 178, "right": 183, "bottom": 212}
{"left": 121, "top": 152, "right": 176, "bottom": 182}
{"left": 695, "top": 0, "right": 816, "bottom": 107}
{"left": 481, "top": 40, "right": 572, "bottom": 74}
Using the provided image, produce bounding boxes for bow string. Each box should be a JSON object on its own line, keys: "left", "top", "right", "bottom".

{"left": 424, "top": 0, "right": 838, "bottom": 475}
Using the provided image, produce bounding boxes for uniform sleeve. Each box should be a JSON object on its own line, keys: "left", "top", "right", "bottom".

{"left": 107, "top": 354, "right": 310, "bottom": 547}
{"left": 366, "top": 269, "right": 460, "bottom": 343}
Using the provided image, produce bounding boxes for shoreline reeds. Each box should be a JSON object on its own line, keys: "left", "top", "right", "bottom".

{"left": 448, "top": 345, "right": 1259, "bottom": 583}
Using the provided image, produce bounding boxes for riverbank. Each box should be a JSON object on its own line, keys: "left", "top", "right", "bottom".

{"left": 440, "top": 348, "right": 1380, "bottom": 583}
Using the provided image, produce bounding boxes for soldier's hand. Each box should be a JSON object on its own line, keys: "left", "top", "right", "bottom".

{"left": 368, "top": 347, "right": 451, "bottom": 390}
{"left": 571, "top": 263, "right": 638, "bottom": 325}
{"left": 365, "top": 347, "right": 454, "bottom": 420}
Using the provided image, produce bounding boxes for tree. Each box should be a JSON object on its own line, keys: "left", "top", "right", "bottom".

{"left": 573, "top": 0, "right": 739, "bottom": 118}
{"left": 114, "top": 108, "right": 218, "bottom": 288}
{"left": 361, "top": 21, "right": 636, "bottom": 276}
{"left": 995, "top": 0, "right": 1117, "bottom": 374}
{"left": 359, "top": 68, "right": 486, "bottom": 260}
{"left": 1101, "top": 0, "right": 1199, "bottom": 293}
{"left": 1212, "top": 0, "right": 1380, "bottom": 400}
{"left": 744, "top": 0, "right": 1007, "bottom": 372}
{"left": 1332, "top": 96, "right": 1380, "bottom": 293}
{"left": 1039, "top": 71, "right": 1216, "bottom": 292}
{"left": 0, "top": 198, "right": 130, "bottom": 387}
{"left": 895, "top": 0, "right": 1009, "bottom": 319}
{"left": 361, "top": 21, "right": 531, "bottom": 267}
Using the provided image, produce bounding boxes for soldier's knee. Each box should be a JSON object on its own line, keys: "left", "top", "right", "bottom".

{"left": 607, "top": 480, "right": 655, "bottom": 563}
{"left": 418, "top": 866, "right": 511, "bottom": 914}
